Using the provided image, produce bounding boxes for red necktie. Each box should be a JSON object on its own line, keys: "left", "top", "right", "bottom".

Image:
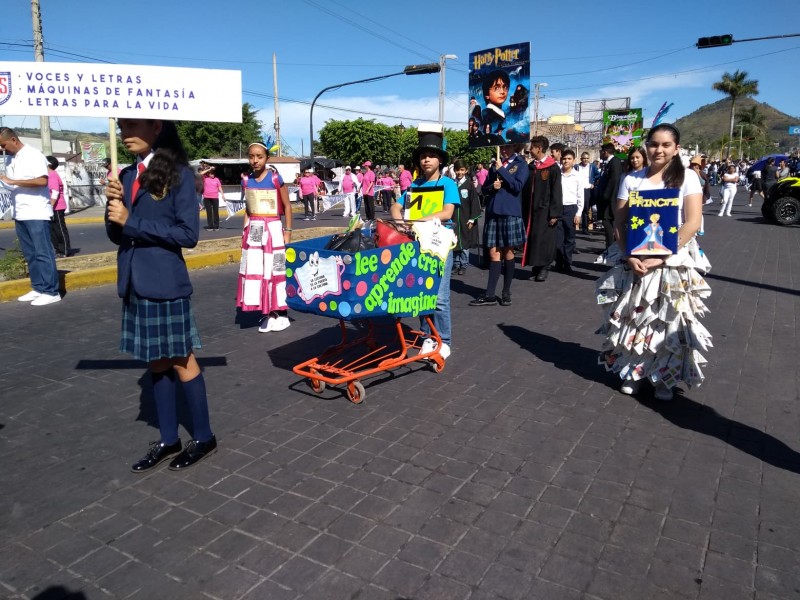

{"left": 131, "top": 162, "right": 145, "bottom": 204}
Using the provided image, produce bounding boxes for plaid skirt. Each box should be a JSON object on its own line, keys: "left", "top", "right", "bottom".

{"left": 120, "top": 293, "right": 202, "bottom": 363}
{"left": 484, "top": 215, "right": 526, "bottom": 249}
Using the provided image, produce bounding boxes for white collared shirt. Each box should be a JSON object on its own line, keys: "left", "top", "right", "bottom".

{"left": 561, "top": 169, "right": 584, "bottom": 216}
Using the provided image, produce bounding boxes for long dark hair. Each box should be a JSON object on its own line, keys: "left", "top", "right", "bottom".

{"left": 139, "top": 121, "right": 189, "bottom": 198}
{"left": 626, "top": 146, "right": 648, "bottom": 173}
{"left": 646, "top": 123, "right": 684, "bottom": 188}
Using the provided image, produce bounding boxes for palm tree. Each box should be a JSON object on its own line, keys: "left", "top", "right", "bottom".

{"left": 712, "top": 70, "right": 759, "bottom": 159}
{"left": 738, "top": 104, "right": 768, "bottom": 138}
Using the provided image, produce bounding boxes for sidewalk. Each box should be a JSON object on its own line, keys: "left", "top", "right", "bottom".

{"left": 1, "top": 198, "right": 799, "bottom": 600}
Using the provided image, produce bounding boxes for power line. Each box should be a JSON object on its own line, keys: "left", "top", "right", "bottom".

{"left": 548, "top": 44, "right": 800, "bottom": 93}
{"left": 298, "top": 0, "right": 435, "bottom": 63}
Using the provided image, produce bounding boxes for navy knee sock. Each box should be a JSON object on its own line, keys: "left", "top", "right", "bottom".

{"left": 152, "top": 369, "right": 178, "bottom": 445}
{"left": 181, "top": 372, "right": 213, "bottom": 442}
{"left": 502, "top": 258, "right": 515, "bottom": 296}
{"left": 485, "top": 261, "right": 502, "bottom": 298}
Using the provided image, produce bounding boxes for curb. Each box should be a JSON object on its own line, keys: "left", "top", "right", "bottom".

{"left": 0, "top": 204, "right": 310, "bottom": 230}
{"left": 0, "top": 227, "right": 339, "bottom": 302}
{"left": 0, "top": 250, "right": 242, "bottom": 302}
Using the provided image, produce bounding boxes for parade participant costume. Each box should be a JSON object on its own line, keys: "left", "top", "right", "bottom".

{"left": 595, "top": 168, "right": 712, "bottom": 392}
{"left": 522, "top": 155, "right": 562, "bottom": 277}
{"left": 236, "top": 171, "right": 288, "bottom": 319}
{"left": 392, "top": 123, "right": 459, "bottom": 358}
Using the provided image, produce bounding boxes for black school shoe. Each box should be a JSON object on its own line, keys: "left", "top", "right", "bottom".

{"left": 499, "top": 294, "right": 512, "bottom": 306}
{"left": 534, "top": 268, "right": 549, "bottom": 282}
{"left": 469, "top": 295, "right": 498, "bottom": 307}
{"left": 131, "top": 440, "right": 182, "bottom": 473}
{"left": 168, "top": 437, "right": 218, "bottom": 471}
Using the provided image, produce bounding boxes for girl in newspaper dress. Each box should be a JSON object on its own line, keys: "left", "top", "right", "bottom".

{"left": 596, "top": 124, "right": 712, "bottom": 401}
{"left": 236, "top": 143, "right": 293, "bottom": 333}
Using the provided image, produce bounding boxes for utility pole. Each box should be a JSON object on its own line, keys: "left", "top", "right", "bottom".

{"left": 273, "top": 53, "right": 281, "bottom": 157}
{"left": 439, "top": 55, "right": 457, "bottom": 128}
{"left": 737, "top": 125, "right": 744, "bottom": 159}
{"left": 31, "top": 0, "right": 52, "bottom": 155}
{"left": 533, "top": 82, "right": 548, "bottom": 135}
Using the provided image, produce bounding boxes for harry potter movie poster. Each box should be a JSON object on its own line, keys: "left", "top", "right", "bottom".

{"left": 468, "top": 42, "right": 530, "bottom": 149}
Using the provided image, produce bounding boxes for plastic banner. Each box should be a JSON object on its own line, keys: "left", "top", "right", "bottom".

{"left": 285, "top": 235, "right": 443, "bottom": 320}
{"left": 468, "top": 42, "right": 531, "bottom": 148}
{"left": 603, "top": 109, "right": 644, "bottom": 159}
{"left": 0, "top": 61, "right": 242, "bottom": 122}
{"left": 80, "top": 141, "right": 107, "bottom": 162}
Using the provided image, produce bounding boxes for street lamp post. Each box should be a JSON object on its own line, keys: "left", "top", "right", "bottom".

{"left": 439, "top": 54, "right": 457, "bottom": 128}
{"left": 309, "top": 63, "right": 440, "bottom": 172}
{"left": 533, "top": 82, "right": 548, "bottom": 135}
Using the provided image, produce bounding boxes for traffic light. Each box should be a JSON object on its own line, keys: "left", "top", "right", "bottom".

{"left": 696, "top": 34, "right": 734, "bottom": 49}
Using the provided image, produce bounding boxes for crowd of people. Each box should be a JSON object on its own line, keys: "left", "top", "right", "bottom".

{"left": 0, "top": 115, "right": 755, "bottom": 472}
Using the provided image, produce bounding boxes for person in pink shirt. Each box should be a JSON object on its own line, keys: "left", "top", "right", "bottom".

{"left": 361, "top": 160, "right": 376, "bottom": 220}
{"left": 475, "top": 162, "right": 489, "bottom": 187}
{"left": 299, "top": 168, "right": 321, "bottom": 221}
{"left": 398, "top": 163, "right": 413, "bottom": 193}
{"left": 379, "top": 170, "right": 395, "bottom": 211}
{"left": 201, "top": 167, "right": 224, "bottom": 230}
{"left": 46, "top": 156, "right": 71, "bottom": 257}
{"left": 339, "top": 166, "right": 359, "bottom": 218}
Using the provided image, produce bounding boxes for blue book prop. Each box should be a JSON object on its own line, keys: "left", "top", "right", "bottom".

{"left": 626, "top": 188, "right": 680, "bottom": 256}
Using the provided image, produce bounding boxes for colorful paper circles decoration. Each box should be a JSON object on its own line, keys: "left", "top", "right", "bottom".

{"left": 356, "top": 281, "right": 368, "bottom": 297}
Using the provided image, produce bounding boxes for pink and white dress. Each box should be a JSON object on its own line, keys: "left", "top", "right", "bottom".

{"left": 236, "top": 173, "right": 288, "bottom": 314}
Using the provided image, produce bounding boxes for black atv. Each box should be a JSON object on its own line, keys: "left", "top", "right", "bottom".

{"left": 762, "top": 176, "right": 800, "bottom": 225}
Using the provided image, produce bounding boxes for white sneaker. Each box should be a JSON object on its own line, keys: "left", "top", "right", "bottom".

{"left": 439, "top": 342, "right": 451, "bottom": 360}
{"left": 258, "top": 316, "right": 272, "bottom": 333}
{"left": 18, "top": 290, "right": 42, "bottom": 302}
{"left": 30, "top": 293, "right": 61, "bottom": 306}
{"left": 654, "top": 383, "right": 674, "bottom": 401}
{"left": 419, "top": 337, "right": 436, "bottom": 355}
{"left": 704, "top": 199, "right": 713, "bottom": 205}
{"left": 270, "top": 316, "right": 291, "bottom": 331}
{"left": 620, "top": 380, "right": 641, "bottom": 395}
{"left": 593, "top": 253, "right": 607, "bottom": 265}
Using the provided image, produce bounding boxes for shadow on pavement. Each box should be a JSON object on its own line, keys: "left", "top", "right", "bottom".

{"left": 704, "top": 272, "right": 800, "bottom": 298}
{"left": 644, "top": 393, "right": 800, "bottom": 475}
{"left": 75, "top": 357, "right": 228, "bottom": 369}
{"left": 497, "top": 323, "right": 613, "bottom": 384}
{"left": 31, "top": 585, "right": 87, "bottom": 599}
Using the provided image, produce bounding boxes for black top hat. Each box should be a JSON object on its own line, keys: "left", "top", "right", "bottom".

{"left": 412, "top": 123, "right": 448, "bottom": 167}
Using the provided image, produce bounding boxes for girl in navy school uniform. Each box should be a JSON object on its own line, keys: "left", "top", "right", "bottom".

{"left": 105, "top": 119, "right": 216, "bottom": 473}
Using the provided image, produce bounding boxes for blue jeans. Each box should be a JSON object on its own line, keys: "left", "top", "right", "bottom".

{"left": 16, "top": 219, "right": 59, "bottom": 295}
{"left": 421, "top": 250, "right": 452, "bottom": 346}
{"left": 453, "top": 249, "right": 469, "bottom": 270}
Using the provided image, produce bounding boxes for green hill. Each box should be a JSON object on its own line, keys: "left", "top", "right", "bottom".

{"left": 674, "top": 98, "right": 798, "bottom": 157}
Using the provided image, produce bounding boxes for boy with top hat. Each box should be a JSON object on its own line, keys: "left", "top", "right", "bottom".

{"left": 391, "top": 124, "right": 460, "bottom": 360}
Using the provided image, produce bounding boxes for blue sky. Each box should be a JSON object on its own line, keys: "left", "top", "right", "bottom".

{"left": 2, "top": 0, "right": 798, "bottom": 155}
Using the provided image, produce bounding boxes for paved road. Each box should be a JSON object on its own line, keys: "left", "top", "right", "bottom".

{"left": 0, "top": 196, "right": 798, "bottom": 600}
{"left": 0, "top": 204, "right": 362, "bottom": 258}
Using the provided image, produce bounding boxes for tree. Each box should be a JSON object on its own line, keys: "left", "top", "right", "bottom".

{"left": 737, "top": 105, "right": 766, "bottom": 137}
{"left": 443, "top": 129, "right": 495, "bottom": 167}
{"left": 317, "top": 119, "right": 401, "bottom": 166}
{"left": 176, "top": 103, "right": 263, "bottom": 160}
{"left": 712, "top": 70, "right": 759, "bottom": 159}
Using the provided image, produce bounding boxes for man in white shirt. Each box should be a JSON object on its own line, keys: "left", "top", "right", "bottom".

{"left": 0, "top": 128, "right": 61, "bottom": 305}
{"left": 554, "top": 149, "right": 583, "bottom": 274}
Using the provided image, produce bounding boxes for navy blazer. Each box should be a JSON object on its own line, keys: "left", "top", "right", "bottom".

{"left": 105, "top": 164, "right": 200, "bottom": 300}
{"left": 482, "top": 155, "right": 530, "bottom": 217}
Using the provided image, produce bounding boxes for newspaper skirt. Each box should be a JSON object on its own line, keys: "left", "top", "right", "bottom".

{"left": 236, "top": 216, "right": 288, "bottom": 314}
{"left": 595, "top": 239, "right": 712, "bottom": 389}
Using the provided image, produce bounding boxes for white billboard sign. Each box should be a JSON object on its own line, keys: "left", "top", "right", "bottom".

{"left": 0, "top": 62, "right": 242, "bottom": 122}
